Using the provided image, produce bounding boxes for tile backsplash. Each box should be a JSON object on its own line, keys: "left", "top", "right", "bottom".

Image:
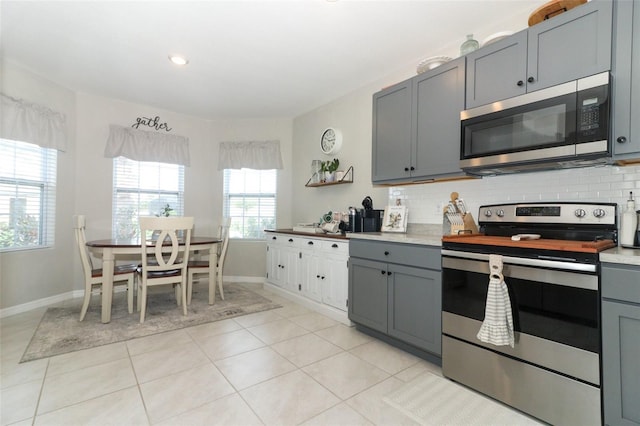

{"left": 389, "top": 164, "right": 640, "bottom": 225}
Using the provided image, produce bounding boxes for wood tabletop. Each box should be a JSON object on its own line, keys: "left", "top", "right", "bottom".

{"left": 86, "top": 236, "right": 221, "bottom": 248}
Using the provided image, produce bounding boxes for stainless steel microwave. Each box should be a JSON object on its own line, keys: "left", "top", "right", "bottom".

{"left": 460, "top": 72, "right": 611, "bottom": 176}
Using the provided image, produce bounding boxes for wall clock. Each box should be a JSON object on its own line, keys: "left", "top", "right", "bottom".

{"left": 320, "top": 127, "right": 343, "bottom": 155}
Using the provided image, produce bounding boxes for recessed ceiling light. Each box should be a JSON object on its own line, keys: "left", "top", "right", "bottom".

{"left": 168, "top": 55, "right": 189, "bottom": 66}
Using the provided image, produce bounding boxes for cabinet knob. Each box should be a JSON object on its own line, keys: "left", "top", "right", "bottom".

{"left": 404, "top": 167, "right": 409, "bottom": 172}
{"left": 272, "top": 236, "right": 277, "bottom": 240}
{"left": 332, "top": 243, "right": 338, "bottom": 248}
{"left": 384, "top": 251, "right": 389, "bottom": 256}
{"left": 308, "top": 241, "right": 314, "bottom": 245}
{"left": 289, "top": 238, "right": 293, "bottom": 242}
{"left": 381, "top": 270, "right": 386, "bottom": 275}
{"left": 387, "top": 271, "right": 392, "bottom": 276}
{"left": 617, "top": 136, "right": 627, "bottom": 144}
{"left": 321, "top": 276, "right": 325, "bottom": 280}
{"left": 316, "top": 275, "right": 320, "bottom": 278}
{"left": 527, "top": 76, "right": 535, "bottom": 83}
{"left": 410, "top": 166, "right": 415, "bottom": 171}
{"left": 517, "top": 80, "right": 524, "bottom": 87}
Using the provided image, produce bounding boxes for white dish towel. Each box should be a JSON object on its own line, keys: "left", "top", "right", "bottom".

{"left": 477, "top": 254, "right": 515, "bottom": 348}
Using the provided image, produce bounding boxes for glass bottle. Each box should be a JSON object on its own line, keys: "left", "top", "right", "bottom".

{"left": 460, "top": 34, "right": 479, "bottom": 56}
{"left": 311, "top": 160, "right": 322, "bottom": 184}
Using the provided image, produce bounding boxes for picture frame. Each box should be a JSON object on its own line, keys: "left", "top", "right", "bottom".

{"left": 381, "top": 205, "right": 408, "bottom": 233}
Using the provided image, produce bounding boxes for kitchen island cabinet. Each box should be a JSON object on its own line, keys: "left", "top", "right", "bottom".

{"left": 612, "top": 0, "right": 640, "bottom": 163}
{"left": 465, "top": 0, "right": 612, "bottom": 108}
{"left": 265, "top": 231, "right": 349, "bottom": 324}
{"left": 349, "top": 239, "right": 441, "bottom": 359}
{"left": 602, "top": 262, "right": 640, "bottom": 426}
{"left": 372, "top": 57, "right": 466, "bottom": 184}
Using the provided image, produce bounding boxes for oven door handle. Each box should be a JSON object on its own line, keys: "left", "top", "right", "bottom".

{"left": 441, "top": 249, "right": 597, "bottom": 273}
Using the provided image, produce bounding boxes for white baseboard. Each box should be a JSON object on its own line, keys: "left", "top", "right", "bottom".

{"left": 0, "top": 290, "right": 83, "bottom": 319}
{"left": 263, "top": 282, "right": 352, "bottom": 326}
{"left": 0, "top": 275, "right": 266, "bottom": 319}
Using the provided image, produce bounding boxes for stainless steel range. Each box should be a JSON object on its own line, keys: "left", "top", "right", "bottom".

{"left": 441, "top": 202, "right": 618, "bottom": 426}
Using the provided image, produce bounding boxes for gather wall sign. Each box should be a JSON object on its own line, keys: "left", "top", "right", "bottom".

{"left": 131, "top": 115, "right": 172, "bottom": 132}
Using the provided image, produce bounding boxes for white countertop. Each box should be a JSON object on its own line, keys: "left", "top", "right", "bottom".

{"left": 347, "top": 224, "right": 443, "bottom": 247}
{"left": 600, "top": 246, "right": 640, "bottom": 266}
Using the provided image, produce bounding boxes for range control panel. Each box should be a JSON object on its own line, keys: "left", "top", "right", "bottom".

{"left": 479, "top": 202, "right": 617, "bottom": 226}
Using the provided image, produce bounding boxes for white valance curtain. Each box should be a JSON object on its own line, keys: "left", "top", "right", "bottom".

{"left": 1, "top": 93, "right": 68, "bottom": 151}
{"left": 104, "top": 124, "right": 190, "bottom": 166}
{"left": 218, "top": 140, "right": 283, "bottom": 170}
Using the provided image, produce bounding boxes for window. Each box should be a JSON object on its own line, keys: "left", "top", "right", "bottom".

{"left": 223, "top": 168, "right": 276, "bottom": 239}
{"left": 0, "top": 138, "right": 57, "bottom": 251}
{"left": 112, "top": 157, "right": 184, "bottom": 239}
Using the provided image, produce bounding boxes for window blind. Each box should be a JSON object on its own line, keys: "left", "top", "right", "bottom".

{"left": 112, "top": 157, "right": 184, "bottom": 239}
{"left": 223, "top": 169, "right": 276, "bottom": 239}
{"left": 0, "top": 138, "right": 57, "bottom": 251}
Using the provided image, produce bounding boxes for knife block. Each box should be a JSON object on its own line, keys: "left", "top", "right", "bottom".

{"left": 443, "top": 212, "right": 479, "bottom": 235}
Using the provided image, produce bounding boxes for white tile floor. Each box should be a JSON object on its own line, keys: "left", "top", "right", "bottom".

{"left": 1, "top": 283, "right": 538, "bottom": 425}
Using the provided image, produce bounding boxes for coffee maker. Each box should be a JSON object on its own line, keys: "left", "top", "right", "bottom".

{"left": 347, "top": 196, "right": 384, "bottom": 232}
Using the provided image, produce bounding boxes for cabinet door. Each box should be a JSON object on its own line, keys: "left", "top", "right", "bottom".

{"left": 299, "top": 250, "right": 322, "bottom": 302}
{"left": 281, "top": 246, "right": 300, "bottom": 293}
{"left": 387, "top": 264, "right": 442, "bottom": 355}
{"left": 266, "top": 243, "right": 283, "bottom": 286}
{"left": 413, "top": 57, "right": 466, "bottom": 179}
{"left": 612, "top": 0, "right": 640, "bottom": 158}
{"left": 602, "top": 300, "right": 640, "bottom": 426}
{"left": 529, "top": 0, "right": 612, "bottom": 93}
{"left": 372, "top": 80, "right": 413, "bottom": 182}
{"left": 465, "top": 30, "right": 527, "bottom": 108}
{"left": 348, "top": 257, "right": 388, "bottom": 333}
{"left": 322, "top": 255, "right": 348, "bottom": 311}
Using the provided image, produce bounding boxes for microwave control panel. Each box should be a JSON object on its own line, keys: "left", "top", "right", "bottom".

{"left": 576, "top": 84, "right": 609, "bottom": 141}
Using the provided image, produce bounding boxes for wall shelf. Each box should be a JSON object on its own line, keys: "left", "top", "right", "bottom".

{"left": 305, "top": 166, "right": 353, "bottom": 187}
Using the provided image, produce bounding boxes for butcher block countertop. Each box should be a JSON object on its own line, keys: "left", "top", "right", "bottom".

{"left": 441, "top": 234, "right": 616, "bottom": 253}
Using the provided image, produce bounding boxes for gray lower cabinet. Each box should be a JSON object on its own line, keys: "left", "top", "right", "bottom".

{"left": 372, "top": 57, "right": 465, "bottom": 184}
{"left": 348, "top": 240, "right": 442, "bottom": 356}
{"left": 465, "top": 0, "right": 612, "bottom": 109}
{"left": 601, "top": 263, "right": 640, "bottom": 426}
{"left": 612, "top": 0, "right": 640, "bottom": 161}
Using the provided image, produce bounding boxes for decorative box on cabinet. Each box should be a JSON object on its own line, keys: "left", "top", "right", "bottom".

{"left": 372, "top": 57, "right": 467, "bottom": 184}
{"left": 601, "top": 263, "right": 640, "bottom": 426}
{"left": 266, "top": 232, "right": 349, "bottom": 324}
{"left": 349, "top": 239, "right": 442, "bottom": 358}
{"left": 465, "top": 0, "right": 612, "bottom": 109}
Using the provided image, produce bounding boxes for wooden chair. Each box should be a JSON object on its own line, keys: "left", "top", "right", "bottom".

{"left": 187, "top": 217, "right": 230, "bottom": 304}
{"left": 74, "top": 215, "right": 137, "bottom": 321}
{"left": 138, "top": 216, "right": 194, "bottom": 323}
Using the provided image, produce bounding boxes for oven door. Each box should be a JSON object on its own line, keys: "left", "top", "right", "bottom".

{"left": 441, "top": 250, "right": 600, "bottom": 386}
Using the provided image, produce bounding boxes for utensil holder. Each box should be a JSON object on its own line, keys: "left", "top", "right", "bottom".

{"left": 443, "top": 212, "right": 479, "bottom": 235}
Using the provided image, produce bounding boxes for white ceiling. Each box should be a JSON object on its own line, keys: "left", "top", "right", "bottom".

{"left": 1, "top": 0, "right": 541, "bottom": 119}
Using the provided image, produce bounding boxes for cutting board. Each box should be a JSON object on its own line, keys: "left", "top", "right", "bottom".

{"left": 528, "top": 0, "right": 587, "bottom": 26}
{"left": 442, "top": 234, "right": 615, "bottom": 253}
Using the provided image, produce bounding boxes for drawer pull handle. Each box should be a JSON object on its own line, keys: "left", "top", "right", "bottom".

{"left": 308, "top": 241, "right": 314, "bottom": 245}
{"left": 384, "top": 251, "right": 389, "bottom": 256}
{"left": 289, "top": 238, "right": 293, "bottom": 242}
{"left": 332, "top": 243, "right": 338, "bottom": 248}
{"left": 272, "top": 236, "right": 276, "bottom": 240}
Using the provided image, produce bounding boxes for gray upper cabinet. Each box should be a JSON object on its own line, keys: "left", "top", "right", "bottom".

{"left": 413, "top": 57, "right": 466, "bottom": 180}
{"left": 372, "top": 80, "right": 412, "bottom": 182}
{"left": 612, "top": 0, "right": 640, "bottom": 160}
{"left": 372, "top": 57, "right": 466, "bottom": 184}
{"left": 466, "top": 0, "right": 612, "bottom": 109}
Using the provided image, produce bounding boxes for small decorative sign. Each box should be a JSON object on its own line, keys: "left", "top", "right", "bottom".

{"left": 381, "top": 205, "right": 408, "bottom": 233}
{"left": 131, "top": 115, "right": 172, "bottom": 132}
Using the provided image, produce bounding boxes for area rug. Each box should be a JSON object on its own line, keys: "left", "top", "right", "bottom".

{"left": 20, "top": 283, "right": 280, "bottom": 363}
{"left": 382, "top": 372, "right": 541, "bottom": 425}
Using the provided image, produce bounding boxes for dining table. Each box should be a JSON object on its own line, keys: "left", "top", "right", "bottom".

{"left": 86, "top": 236, "right": 222, "bottom": 323}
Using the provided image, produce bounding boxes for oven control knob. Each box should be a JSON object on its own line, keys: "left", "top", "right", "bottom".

{"left": 484, "top": 209, "right": 492, "bottom": 217}
{"left": 496, "top": 209, "right": 505, "bottom": 217}
{"left": 593, "top": 208, "right": 606, "bottom": 218}
{"left": 574, "top": 208, "right": 587, "bottom": 218}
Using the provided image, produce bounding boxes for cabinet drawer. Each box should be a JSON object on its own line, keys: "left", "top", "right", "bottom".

{"left": 602, "top": 263, "right": 640, "bottom": 304}
{"left": 350, "top": 239, "right": 440, "bottom": 270}
{"left": 321, "top": 240, "right": 349, "bottom": 255}
{"left": 268, "top": 233, "right": 298, "bottom": 247}
{"left": 297, "top": 237, "right": 321, "bottom": 250}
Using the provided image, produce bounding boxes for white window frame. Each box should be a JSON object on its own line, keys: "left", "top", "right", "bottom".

{"left": 223, "top": 168, "right": 277, "bottom": 239}
{"left": 112, "top": 157, "right": 184, "bottom": 239}
{"left": 0, "top": 138, "right": 57, "bottom": 252}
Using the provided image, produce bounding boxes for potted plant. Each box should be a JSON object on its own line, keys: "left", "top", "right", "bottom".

{"left": 321, "top": 158, "right": 340, "bottom": 182}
